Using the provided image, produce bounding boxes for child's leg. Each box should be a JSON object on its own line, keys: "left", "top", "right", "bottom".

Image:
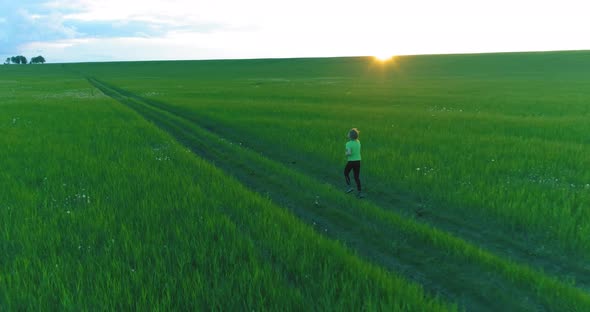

{"left": 344, "top": 162, "right": 353, "bottom": 185}
{"left": 352, "top": 161, "right": 361, "bottom": 191}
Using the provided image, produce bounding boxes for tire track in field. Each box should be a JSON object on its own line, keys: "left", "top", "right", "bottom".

{"left": 158, "top": 107, "right": 590, "bottom": 293}
{"left": 88, "top": 77, "right": 590, "bottom": 312}
{"left": 114, "top": 94, "right": 590, "bottom": 294}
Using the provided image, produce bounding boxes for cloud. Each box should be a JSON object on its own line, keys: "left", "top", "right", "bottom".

{"left": 0, "top": 2, "right": 77, "bottom": 54}
{"left": 1, "top": 0, "right": 240, "bottom": 57}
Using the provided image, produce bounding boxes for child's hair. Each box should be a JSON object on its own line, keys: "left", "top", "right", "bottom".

{"left": 349, "top": 128, "right": 359, "bottom": 140}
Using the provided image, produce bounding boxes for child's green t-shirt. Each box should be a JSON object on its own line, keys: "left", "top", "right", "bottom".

{"left": 346, "top": 140, "right": 361, "bottom": 161}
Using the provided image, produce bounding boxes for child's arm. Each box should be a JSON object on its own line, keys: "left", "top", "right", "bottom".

{"left": 345, "top": 148, "right": 352, "bottom": 156}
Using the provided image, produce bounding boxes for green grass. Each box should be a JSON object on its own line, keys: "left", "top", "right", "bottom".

{"left": 2, "top": 51, "right": 590, "bottom": 311}
{"left": 86, "top": 74, "right": 590, "bottom": 311}
{"left": 0, "top": 65, "right": 452, "bottom": 310}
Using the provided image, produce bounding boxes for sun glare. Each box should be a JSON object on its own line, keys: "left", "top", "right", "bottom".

{"left": 374, "top": 54, "right": 394, "bottom": 62}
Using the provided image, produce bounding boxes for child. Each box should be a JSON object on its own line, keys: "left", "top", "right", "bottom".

{"left": 344, "top": 128, "right": 363, "bottom": 198}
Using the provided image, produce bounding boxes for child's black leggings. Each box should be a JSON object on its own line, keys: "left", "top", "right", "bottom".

{"left": 344, "top": 160, "right": 361, "bottom": 191}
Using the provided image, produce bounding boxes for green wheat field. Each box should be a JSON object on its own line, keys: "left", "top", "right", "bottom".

{"left": 2, "top": 51, "right": 590, "bottom": 311}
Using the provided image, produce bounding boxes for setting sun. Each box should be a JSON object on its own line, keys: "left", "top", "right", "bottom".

{"left": 374, "top": 54, "right": 394, "bottom": 62}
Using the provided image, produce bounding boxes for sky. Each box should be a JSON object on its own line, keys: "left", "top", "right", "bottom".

{"left": 1, "top": 0, "right": 589, "bottom": 63}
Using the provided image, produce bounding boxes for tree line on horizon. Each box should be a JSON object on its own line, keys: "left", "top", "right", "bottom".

{"left": 4, "top": 55, "right": 46, "bottom": 65}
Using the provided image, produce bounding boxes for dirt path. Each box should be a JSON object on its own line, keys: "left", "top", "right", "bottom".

{"left": 88, "top": 77, "right": 590, "bottom": 311}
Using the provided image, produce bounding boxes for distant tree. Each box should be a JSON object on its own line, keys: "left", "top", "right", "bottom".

{"left": 8, "top": 55, "right": 27, "bottom": 64}
{"left": 4, "top": 57, "right": 9, "bottom": 65}
{"left": 6, "top": 55, "right": 31, "bottom": 64}
{"left": 30, "top": 56, "right": 46, "bottom": 64}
